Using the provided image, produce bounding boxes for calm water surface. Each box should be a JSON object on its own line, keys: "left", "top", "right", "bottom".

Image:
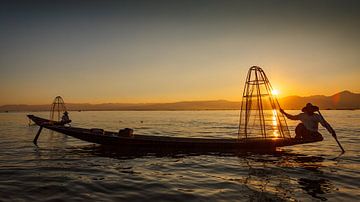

{"left": 0, "top": 110, "right": 359, "bottom": 201}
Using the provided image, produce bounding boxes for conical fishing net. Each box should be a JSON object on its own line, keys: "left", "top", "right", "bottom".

{"left": 50, "top": 96, "right": 67, "bottom": 122}
{"left": 238, "top": 66, "right": 290, "bottom": 139}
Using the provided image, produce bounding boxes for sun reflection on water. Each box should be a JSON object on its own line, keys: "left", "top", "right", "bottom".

{"left": 272, "top": 110, "right": 279, "bottom": 138}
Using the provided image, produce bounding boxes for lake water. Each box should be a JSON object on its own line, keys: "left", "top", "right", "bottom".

{"left": 0, "top": 110, "right": 359, "bottom": 201}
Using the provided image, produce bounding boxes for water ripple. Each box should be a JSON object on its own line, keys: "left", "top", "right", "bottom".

{"left": 0, "top": 110, "right": 359, "bottom": 201}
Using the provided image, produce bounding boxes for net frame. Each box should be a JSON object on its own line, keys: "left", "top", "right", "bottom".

{"left": 238, "top": 66, "right": 290, "bottom": 139}
{"left": 50, "top": 96, "right": 67, "bottom": 122}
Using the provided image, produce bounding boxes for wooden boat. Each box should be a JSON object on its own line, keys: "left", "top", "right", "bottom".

{"left": 27, "top": 115, "right": 322, "bottom": 152}
{"left": 28, "top": 67, "right": 325, "bottom": 153}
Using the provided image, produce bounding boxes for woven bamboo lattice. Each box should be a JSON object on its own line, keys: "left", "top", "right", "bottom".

{"left": 238, "top": 66, "right": 290, "bottom": 139}
{"left": 49, "top": 96, "right": 67, "bottom": 122}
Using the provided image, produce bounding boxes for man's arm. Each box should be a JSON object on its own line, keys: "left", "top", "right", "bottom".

{"left": 280, "top": 109, "right": 300, "bottom": 120}
{"left": 318, "top": 114, "right": 336, "bottom": 137}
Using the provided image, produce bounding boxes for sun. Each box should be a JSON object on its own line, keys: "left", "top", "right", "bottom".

{"left": 271, "top": 89, "right": 279, "bottom": 96}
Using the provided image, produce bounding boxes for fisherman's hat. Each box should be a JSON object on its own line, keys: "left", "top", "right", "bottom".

{"left": 302, "top": 103, "right": 319, "bottom": 113}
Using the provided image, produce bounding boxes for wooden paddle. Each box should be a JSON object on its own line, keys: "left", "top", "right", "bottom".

{"left": 33, "top": 126, "right": 43, "bottom": 146}
{"left": 317, "top": 110, "right": 345, "bottom": 153}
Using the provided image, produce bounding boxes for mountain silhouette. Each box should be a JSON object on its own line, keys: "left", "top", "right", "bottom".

{"left": 1, "top": 91, "right": 359, "bottom": 112}
{"left": 278, "top": 90, "right": 360, "bottom": 110}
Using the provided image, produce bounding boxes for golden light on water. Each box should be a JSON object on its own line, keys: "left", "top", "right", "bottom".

{"left": 272, "top": 109, "right": 279, "bottom": 138}
{"left": 271, "top": 90, "right": 280, "bottom": 138}
{"left": 273, "top": 131, "right": 279, "bottom": 138}
{"left": 272, "top": 110, "right": 278, "bottom": 127}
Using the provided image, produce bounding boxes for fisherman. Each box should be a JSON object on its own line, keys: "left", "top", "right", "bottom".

{"left": 61, "top": 111, "right": 71, "bottom": 124}
{"left": 280, "top": 103, "right": 335, "bottom": 140}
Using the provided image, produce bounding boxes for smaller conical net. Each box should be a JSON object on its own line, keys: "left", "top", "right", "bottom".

{"left": 50, "top": 96, "right": 67, "bottom": 122}
{"left": 238, "top": 66, "right": 290, "bottom": 139}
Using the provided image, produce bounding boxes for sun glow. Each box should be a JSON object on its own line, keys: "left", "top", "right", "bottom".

{"left": 271, "top": 89, "right": 279, "bottom": 96}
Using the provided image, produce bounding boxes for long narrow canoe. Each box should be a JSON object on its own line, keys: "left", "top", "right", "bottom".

{"left": 27, "top": 115, "right": 323, "bottom": 152}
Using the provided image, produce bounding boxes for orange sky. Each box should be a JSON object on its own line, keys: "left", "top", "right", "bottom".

{"left": 1, "top": 1, "right": 359, "bottom": 105}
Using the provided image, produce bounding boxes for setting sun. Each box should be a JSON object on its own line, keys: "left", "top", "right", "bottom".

{"left": 271, "top": 89, "right": 280, "bottom": 96}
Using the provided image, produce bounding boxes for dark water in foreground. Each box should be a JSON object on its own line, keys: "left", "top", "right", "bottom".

{"left": 0, "top": 110, "right": 359, "bottom": 201}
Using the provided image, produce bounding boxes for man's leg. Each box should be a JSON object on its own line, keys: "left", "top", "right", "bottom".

{"left": 312, "top": 132, "right": 324, "bottom": 141}
{"left": 295, "top": 123, "right": 306, "bottom": 139}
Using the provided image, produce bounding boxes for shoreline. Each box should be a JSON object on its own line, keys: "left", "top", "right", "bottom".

{"left": 1, "top": 108, "right": 359, "bottom": 113}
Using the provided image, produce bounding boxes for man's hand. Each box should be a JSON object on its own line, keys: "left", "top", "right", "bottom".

{"left": 280, "top": 108, "right": 285, "bottom": 114}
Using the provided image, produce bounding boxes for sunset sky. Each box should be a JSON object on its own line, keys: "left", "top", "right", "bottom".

{"left": 1, "top": 0, "right": 359, "bottom": 105}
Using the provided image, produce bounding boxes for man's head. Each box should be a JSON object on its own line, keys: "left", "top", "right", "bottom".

{"left": 302, "top": 103, "right": 319, "bottom": 115}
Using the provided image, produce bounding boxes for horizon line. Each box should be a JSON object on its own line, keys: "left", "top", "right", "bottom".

{"left": 1, "top": 90, "right": 358, "bottom": 106}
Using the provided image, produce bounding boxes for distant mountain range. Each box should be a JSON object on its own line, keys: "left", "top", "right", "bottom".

{"left": 278, "top": 90, "right": 360, "bottom": 110}
{"left": 1, "top": 91, "right": 359, "bottom": 112}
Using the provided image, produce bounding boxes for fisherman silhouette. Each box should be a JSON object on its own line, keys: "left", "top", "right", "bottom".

{"left": 280, "top": 103, "right": 335, "bottom": 140}
{"left": 61, "top": 111, "right": 71, "bottom": 125}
